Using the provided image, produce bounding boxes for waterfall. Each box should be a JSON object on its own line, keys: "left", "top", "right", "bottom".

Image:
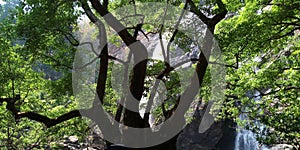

{"left": 234, "top": 113, "right": 268, "bottom": 150}
{"left": 235, "top": 128, "right": 259, "bottom": 150}
{"left": 234, "top": 91, "right": 269, "bottom": 150}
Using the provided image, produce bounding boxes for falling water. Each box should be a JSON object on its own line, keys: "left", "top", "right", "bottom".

{"left": 234, "top": 91, "right": 269, "bottom": 150}
{"left": 234, "top": 114, "right": 269, "bottom": 150}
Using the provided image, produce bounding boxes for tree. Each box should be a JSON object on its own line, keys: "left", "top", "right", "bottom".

{"left": 0, "top": 0, "right": 299, "bottom": 149}
{"left": 0, "top": 1, "right": 88, "bottom": 149}
{"left": 216, "top": 0, "right": 300, "bottom": 147}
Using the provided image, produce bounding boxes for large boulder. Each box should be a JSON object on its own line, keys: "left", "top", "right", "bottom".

{"left": 176, "top": 103, "right": 224, "bottom": 150}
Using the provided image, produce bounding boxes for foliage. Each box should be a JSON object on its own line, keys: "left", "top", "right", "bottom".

{"left": 0, "top": 0, "right": 299, "bottom": 149}
{"left": 216, "top": 0, "right": 300, "bottom": 146}
{"left": 0, "top": 1, "right": 88, "bottom": 149}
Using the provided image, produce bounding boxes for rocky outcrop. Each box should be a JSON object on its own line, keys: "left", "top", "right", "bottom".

{"left": 176, "top": 103, "right": 224, "bottom": 150}
{"left": 176, "top": 121, "right": 223, "bottom": 150}
{"left": 215, "top": 119, "right": 237, "bottom": 150}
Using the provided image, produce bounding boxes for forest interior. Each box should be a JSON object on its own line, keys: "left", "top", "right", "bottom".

{"left": 0, "top": 0, "right": 299, "bottom": 149}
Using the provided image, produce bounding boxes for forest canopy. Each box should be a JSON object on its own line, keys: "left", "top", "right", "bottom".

{"left": 0, "top": 0, "right": 299, "bottom": 149}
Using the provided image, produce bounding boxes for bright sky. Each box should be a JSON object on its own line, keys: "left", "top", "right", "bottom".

{"left": 0, "top": 0, "right": 6, "bottom": 5}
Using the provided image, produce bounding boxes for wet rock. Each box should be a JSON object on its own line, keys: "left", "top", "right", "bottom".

{"left": 270, "top": 144, "right": 293, "bottom": 150}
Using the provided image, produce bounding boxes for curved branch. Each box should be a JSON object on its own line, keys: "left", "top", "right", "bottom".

{"left": 211, "top": 0, "right": 228, "bottom": 26}
{"left": 17, "top": 110, "right": 81, "bottom": 128}
{"left": 1, "top": 96, "right": 83, "bottom": 128}
{"left": 186, "top": 0, "right": 209, "bottom": 24}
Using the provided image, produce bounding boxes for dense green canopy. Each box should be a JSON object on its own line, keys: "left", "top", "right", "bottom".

{"left": 0, "top": 0, "right": 299, "bottom": 149}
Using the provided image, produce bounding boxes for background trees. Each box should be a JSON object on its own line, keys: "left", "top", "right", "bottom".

{"left": 217, "top": 0, "right": 300, "bottom": 146}
{"left": 0, "top": 0, "right": 299, "bottom": 149}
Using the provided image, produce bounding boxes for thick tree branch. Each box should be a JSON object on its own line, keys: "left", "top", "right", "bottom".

{"left": 187, "top": 0, "right": 227, "bottom": 31}
{"left": 115, "top": 22, "right": 142, "bottom": 123}
{"left": 186, "top": 0, "right": 209, "bottom": 24}
{"left": 17, "top": 110, "right": 81, "bottom": 128}
{"left": 103, "top": 0, "right": 108, "bottom": 10}
{"left": 89, "top": 0, "right": 149, "bottom": 127}
{"left": 81, "top": 1, "right": 99, "bottom": 24}
{"left": 0, "top": 96, "right": 82, "bottom": 128}
{"left": 81, "top": 0, "right": 109, "bottom": 105}
{"left": 211, "top": 0, "right": 228, "bottom": 26}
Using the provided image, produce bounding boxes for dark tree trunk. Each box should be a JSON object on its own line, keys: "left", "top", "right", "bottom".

{"left": 85, "top": 0, "right": 227, "bottom": 149}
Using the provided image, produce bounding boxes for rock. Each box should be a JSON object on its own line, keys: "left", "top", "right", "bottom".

{"left": 176, "top": 102, "right": 224, "bottom": 150}
{"left": 270, "top": 144, "right": 293, "bottom": 150}
{"left": 69, "top": 136, "right": 79, "bottom": 143}
{"left": 215, "top": 119, "right": 237, "bottom": 150}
